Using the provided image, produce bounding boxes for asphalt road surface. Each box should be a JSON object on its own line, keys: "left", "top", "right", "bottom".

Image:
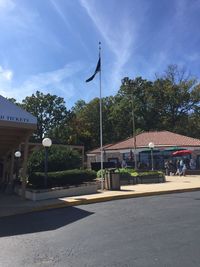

{"left": 1, "top": 191, "right": 200, "bottom": 267}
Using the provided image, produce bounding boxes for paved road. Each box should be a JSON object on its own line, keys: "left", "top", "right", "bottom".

{"left": 1, "top": 191, "right": 200, "bottom": 267}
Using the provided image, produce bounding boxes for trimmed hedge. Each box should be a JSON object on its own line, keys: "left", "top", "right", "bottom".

{"left": 28, "top": 169, "right": 97, "bottom": 189}
{"left": 27, "top": 146, "right": 81, "bottom": 174}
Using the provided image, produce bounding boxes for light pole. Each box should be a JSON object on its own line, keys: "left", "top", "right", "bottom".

{"left": 42, "top": 138, "right": 52, "bottom": 188}
{"left": 122, "top": 77, "right": 137, "bottom": 169}
{"left": 148, "top": 142, "right": 155, "bottom": 170}
{"left": 15, "top": 151, "right": 21, "bottom": 182}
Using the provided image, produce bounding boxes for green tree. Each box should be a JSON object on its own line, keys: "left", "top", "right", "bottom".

{"left": 69, "top": 97, "right": 115, "bottom": 150}
{"left": 22, "top": 91, "right": 69, "bottom": 142}
{"left": 152, "top": 65, "right": 200, "bottom": 132}
{"left": 110, "top": 76, "right": 153, "bottom": 141}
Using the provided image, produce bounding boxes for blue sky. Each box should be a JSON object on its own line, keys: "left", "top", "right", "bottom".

{"left": 0, "top": 0, "right": 200, "bottom": 108}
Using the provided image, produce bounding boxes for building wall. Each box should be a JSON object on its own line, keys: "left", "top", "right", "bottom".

{"left": 87, "top": 155, "right": 97, "bottom": 168}
{"left": 87, "top": 147, "right": 200, "bottom": 169}
{"left": 87, "top": 151, "right": 129, "bottom": 168}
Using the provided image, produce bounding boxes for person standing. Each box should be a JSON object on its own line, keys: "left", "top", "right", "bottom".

{"left": 179, "top": 159, "right": 184, "bottom": 176}
{"left": 164, "top": 160, "right": 169, "bottom": 175}
{"left": 182, "top": 163, "right": 187, "bottom": 176}
{"left": 176, "top": 159, "right": 180, "bottom": 175}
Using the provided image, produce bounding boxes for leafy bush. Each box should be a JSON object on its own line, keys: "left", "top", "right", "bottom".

{"left": 27, "top": 146, "right": 81, "bottom": 174}
{"left": 96, "top": 168, "right": 164, "bottom": 179}
{"left": 132, "top": 171, "right": 165, "bottom": 178}
{"left": 97, "top": 168, "right": 136, "bottom": 178}
{"left": 113, "top": 168, "right": 164, "bottom": 179}
{"left": 28, "top": 169, "right": 97, "bottom": 189}
{"left": 97, "top": 169, "right": 106, "bottom": 178}
{"left": 114, "top": 168, "right": 134, "bottom": 179}
{"left": 115, "top": 168, "right": 135, "bottom": 174}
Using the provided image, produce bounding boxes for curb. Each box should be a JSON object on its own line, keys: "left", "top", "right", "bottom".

{"left": 1, "top": 187, "right": 200, "bottom": 218}
{"left": 32, "top": 186, "right": 200, "bottom": 212}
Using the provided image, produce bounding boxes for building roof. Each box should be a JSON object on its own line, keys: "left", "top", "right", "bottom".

{"left": 88, "top": 144, "right": 113, "bottom": 154}
{"left": 0, "top": 96, "right": 37, "bottom": 159}
{"left": 0, "top": 95, "right": 37, "bottom": 126}
{"left": 88, "top": 131, "right": 200, "bottom": 153}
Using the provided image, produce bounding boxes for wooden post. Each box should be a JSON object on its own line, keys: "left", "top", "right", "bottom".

{"left": 21, "top": 135, "right": 30, "bottom": 199}
{"left": 9, "top": 149, "right": 15, "bottom": 183}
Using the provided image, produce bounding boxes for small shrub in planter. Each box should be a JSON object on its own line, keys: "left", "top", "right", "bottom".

{"left": 115, "top": 168, "right": 135, "bottom": 174}
{"left": 135, "top": 171, "right": 165, "bottom": 178}
{"left": 132, "top": 170, "right": 165, "bottom": 183}
{"left": 114, "top": 168, "right": 135, "bottom": 179}
{"left": 28, "top": 169, "right": 97, "bottom": 189}
{"left": 111, "top": 168, "right": 165, "bottom": 184}
{"left": 96, "top": 169, "right": 107, "bottom": 178}
{"left": 97, "top": 168, "right": 136, "bottom": 179}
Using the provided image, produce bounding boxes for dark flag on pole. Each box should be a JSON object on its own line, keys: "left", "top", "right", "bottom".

{"left": 85, "top": 57, "right": 101, "bottom": 82}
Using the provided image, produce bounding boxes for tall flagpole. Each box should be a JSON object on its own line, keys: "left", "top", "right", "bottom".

{"left": 99, "top": 41, "right": 104, "bottom": 191}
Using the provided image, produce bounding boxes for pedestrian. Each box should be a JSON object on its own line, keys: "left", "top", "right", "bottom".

{"left": 169, "top": 160, "right": 176, "bottom": 175}
{"left": 190, "top": 158, "right": 196, "bottom": 170}
{"left": 164, "top": 160, "right": 169, "bottom": 175}
{"left": 121, "top": 159, "right": 127, "bottom": 168}
{"left": 175, "top": 159, "right": 180, "bottom": 175}
{"left": 179, "top": 159, "right": 184, "bottom": 176}
{"left": 185, "top": 158, "right": 190, "bottom": 169}
{"left": 182, "top": 163, "right": 187, "bottom": 176}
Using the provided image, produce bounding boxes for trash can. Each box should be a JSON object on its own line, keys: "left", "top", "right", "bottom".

{"left": 105, "top": 169, "right": 120, "bottom": 190}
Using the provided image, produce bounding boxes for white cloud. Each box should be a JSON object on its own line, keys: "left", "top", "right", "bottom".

{"left": 80, "top": 0, "right": 134, "bottom": 92}
{"left": 0, "top": 66, "right": 13, "bottom": 81}
{"left": 50, "top": 0, "right": 90, "bottom": 54}
{"left": 0, "top": 62, "right": 83, "bottom": 102}
{"left": 0, "top": 0, "right": 15, "bottom": 12}
{"left": 50, "top": 0, "right": 71, "bottom": 30}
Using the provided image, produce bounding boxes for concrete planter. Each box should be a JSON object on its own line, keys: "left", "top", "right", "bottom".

{"left": 120, "top": 177, "right": 137, "bottom": 185}
{"left": 137, "top": 175, "right": 166, "bottom": 184}
{"left": 16, "top": 182, "right": 98, "bottom": 201}
{"left": 120, "top": 174, "right": 165, "bottom": 185}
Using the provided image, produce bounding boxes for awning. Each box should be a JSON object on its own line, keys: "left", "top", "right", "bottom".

{"left": 164, "top": 147, "right": 186, "bottom": 152}
{"left": 140, "top": 149, "right": 160, "bottom": 153}
{"left": 172, "top": 150, "right": 192, "bottom": 156}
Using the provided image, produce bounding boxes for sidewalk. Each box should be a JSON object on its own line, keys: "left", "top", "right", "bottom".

{"left": 1, "top": 175, "right": 200, "bottom": 218}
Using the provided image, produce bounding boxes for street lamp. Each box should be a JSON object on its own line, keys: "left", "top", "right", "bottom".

{"left": 148, "top": 142, "right": 155, "bottom": 170}
{"left": 122, "top": 77, "right": 137, "bottom": 169}
{"left": 42, "top": 138, "right": 52, "bottom": 188}
{"left": 15, "top": 151, "right": 21, "bottom": 181}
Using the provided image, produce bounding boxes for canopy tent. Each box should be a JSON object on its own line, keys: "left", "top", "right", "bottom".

{"left": 164, "top": 147, "right": 186, "bottom": 152}
{"left": 172, "top": 150, "right": 192, "bottom": 156}
{"left": 140, "top": 149, "right": 160, "bottom": 153}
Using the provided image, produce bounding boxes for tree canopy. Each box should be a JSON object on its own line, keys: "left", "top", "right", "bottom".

{"left": 10, "top": 65, "right": 200, "bottom": 150}
{"left": 21, "top": 91, "right": 69, "bottom": 142}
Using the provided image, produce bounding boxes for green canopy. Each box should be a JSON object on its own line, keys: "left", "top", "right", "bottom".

{"left": 140, "top": 149, "right": 160, "bottom": 153}
{"left": 164, "top": 147, "right": 186, "bottom": 152}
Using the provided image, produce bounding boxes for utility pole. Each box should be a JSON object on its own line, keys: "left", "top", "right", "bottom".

{"left": 122, "top": 77, "right": 137, "bottom": 169}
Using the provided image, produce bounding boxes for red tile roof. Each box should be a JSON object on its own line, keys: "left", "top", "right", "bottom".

{"left": 109, "top": 131, "right": 200, "bottom": 150}
{"left": 88, "top": 143, "right": 113, "bottom": 154}
{"left": 88, "top": 131, "right": 200, "bottom": 153}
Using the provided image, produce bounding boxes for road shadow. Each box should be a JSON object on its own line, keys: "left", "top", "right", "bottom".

{"left": 0, "top": 206, "right": 94, "bottom": 237}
